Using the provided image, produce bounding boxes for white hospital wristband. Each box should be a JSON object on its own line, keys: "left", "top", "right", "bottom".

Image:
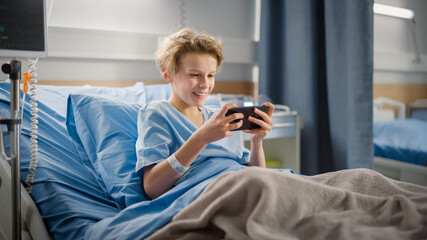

{"left": 167, "top": 154, "right": 188, "bottom": 175}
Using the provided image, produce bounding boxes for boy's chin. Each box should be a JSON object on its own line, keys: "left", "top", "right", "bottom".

{"left": 195, "top": 100, "right": 207, "bottom": 108}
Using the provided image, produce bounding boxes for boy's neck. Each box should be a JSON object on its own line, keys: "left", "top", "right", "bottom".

{"left": 168, "top": 99, "right": 204, "bottom": 128}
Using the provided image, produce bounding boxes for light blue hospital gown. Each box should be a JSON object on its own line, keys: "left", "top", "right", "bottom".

{"left": 135, "top": 100, "right": 251, "bottom": 187}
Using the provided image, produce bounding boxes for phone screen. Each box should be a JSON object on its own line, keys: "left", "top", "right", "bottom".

{"left": 225, "top": 106, "right": 269, "bottom": 131}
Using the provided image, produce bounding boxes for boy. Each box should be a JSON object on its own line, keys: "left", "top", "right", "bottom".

{"left": 135, "top": 28, "right": 274, "bottom": 199}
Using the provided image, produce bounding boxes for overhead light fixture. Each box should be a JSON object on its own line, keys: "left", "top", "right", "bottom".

{"left": 373, "top": 3, "right": 414, "bottom": 19}
{"left": 374, "top": 3, "right": 422, "bottom": 64}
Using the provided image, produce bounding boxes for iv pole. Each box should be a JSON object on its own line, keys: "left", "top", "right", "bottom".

{"left": 1, "top": 59, "right": 22, "bottom": 240}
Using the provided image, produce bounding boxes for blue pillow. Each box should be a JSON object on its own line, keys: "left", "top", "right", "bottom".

{"left": 67, "top": 94, "right": 148, "bottom": 208}
{"left": 145, "top": 84, "right": 172, "bottom": 102}
{"left": 34, "top": 82, "right": 147, "bottom": 117}
{"left": 30, "top": 82, "right": 147, "bottom": 196}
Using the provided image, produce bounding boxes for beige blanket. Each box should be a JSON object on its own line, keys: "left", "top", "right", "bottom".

{"left": 148, "top": 168, "right": 427, "bottom": 240}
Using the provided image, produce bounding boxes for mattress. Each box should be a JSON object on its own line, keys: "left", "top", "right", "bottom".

{"left": 373, "top": 118, "right": 427, "bottom": 166}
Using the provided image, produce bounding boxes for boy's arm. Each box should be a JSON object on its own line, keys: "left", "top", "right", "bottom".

{"left": 244, "top": 102, "right": 275, "bottom": 168}
{"left": 143, "top": 103, "right": 244, "bottom": 199}
{"left": 143, "top": 132, "right": 208, "bottom": 199}
{"left": 248, "top": 141, "right": 266, "bottom": 167}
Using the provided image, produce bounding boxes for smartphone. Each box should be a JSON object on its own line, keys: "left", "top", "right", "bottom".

{"left": 225, "top": 106, "right": 269, "bottom": 131}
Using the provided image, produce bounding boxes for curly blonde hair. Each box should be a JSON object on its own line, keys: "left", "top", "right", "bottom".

{"left": 155, "top": 28, "right": 224, "bottom": 76}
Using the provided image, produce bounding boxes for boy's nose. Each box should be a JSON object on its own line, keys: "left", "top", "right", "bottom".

{"left": 199, "top": 76, "right": 209, "bottom": 86}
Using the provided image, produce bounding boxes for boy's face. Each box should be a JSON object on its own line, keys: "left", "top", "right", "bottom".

{"left": 167, "top": 52, "right": 217, "bottom": 109}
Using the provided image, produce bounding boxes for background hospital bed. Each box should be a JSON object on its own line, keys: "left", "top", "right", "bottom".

{"left": 373, "top": 86, "right": 427, "bottom": 187}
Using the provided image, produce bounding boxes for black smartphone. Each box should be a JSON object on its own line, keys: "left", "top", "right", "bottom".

{"left": 225, "top": 106, "right": 270, "bottom": 131}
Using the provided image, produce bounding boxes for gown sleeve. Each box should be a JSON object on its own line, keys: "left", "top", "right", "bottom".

{"left": 135, "top": 105, "right": 174, "bottom": 173}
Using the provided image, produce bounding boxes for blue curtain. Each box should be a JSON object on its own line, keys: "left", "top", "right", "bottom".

{"left": 258, "top": 0, "right": 374, "bottom": 175}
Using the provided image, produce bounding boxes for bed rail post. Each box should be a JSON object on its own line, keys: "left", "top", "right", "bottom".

{"left": 1, "top": 59, "right": 22, "bottom": 240}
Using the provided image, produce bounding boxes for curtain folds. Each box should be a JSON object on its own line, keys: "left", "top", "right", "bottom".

{"left": 258, "top": 0, "right": 374, "bottom": 175}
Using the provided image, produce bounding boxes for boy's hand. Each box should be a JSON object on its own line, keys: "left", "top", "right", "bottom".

{"left": 196, "top": 103, "right": 244, "bottom": 144}
{"left": 243, "top": 102, "right": 274, "bottom": 144}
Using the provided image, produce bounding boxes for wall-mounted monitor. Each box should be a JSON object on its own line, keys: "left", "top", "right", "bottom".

{"left": 0, "top": 0, "right": 48, "bottom": 58}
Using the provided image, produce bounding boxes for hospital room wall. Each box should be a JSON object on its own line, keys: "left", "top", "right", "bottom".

{"left": 374, "top": 0, "right": 427, "bottom": 82}
{"left": 0, "top": 0, "right": 257, "bottom": 84}
{"left": 373, "top": 0, "right": 427, "bottom": 104}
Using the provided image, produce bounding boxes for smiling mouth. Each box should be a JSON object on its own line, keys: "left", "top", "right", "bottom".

{"left": 194, "top": 92, "right": 208, "bottom": 97}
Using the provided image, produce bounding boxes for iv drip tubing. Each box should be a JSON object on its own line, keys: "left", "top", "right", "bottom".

{"left": 25, "top": 58, "right": 39, "bottom": 193}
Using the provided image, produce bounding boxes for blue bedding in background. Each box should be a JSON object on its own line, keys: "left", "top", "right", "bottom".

{"left": 373, "top": 118, "right": 427, "bottom": 166}
{"left": 411, "top": 109, "right": 427, "bottom": 122}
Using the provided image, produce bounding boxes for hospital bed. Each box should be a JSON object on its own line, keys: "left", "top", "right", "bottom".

{"left": 0, "top": 80, "right": 257, "bottom": 239}
{"left": 373, "top": 97, "right": 427, "bottom": 186}
{"left": 1, "top": 81, "right": 426, "bottom": 240}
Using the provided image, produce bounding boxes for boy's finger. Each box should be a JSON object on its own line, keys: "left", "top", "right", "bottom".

{"left": 218, "top": 103, "right": 238, "bottom": 116}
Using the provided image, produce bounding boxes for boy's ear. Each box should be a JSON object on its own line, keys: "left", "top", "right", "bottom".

{"left": 162, "top": 69, "right": 173, "bottom": 83}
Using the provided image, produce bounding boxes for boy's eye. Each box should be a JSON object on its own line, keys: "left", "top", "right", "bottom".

{"left": 189, "top": 73, "right": 199, "bottom": 77}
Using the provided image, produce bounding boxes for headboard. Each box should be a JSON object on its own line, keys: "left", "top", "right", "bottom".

{"left": 373, "top": 83, "right": 427, "bottom": 106}
{"left": 373, "top": 83, "right": 427, "bottom": 117}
